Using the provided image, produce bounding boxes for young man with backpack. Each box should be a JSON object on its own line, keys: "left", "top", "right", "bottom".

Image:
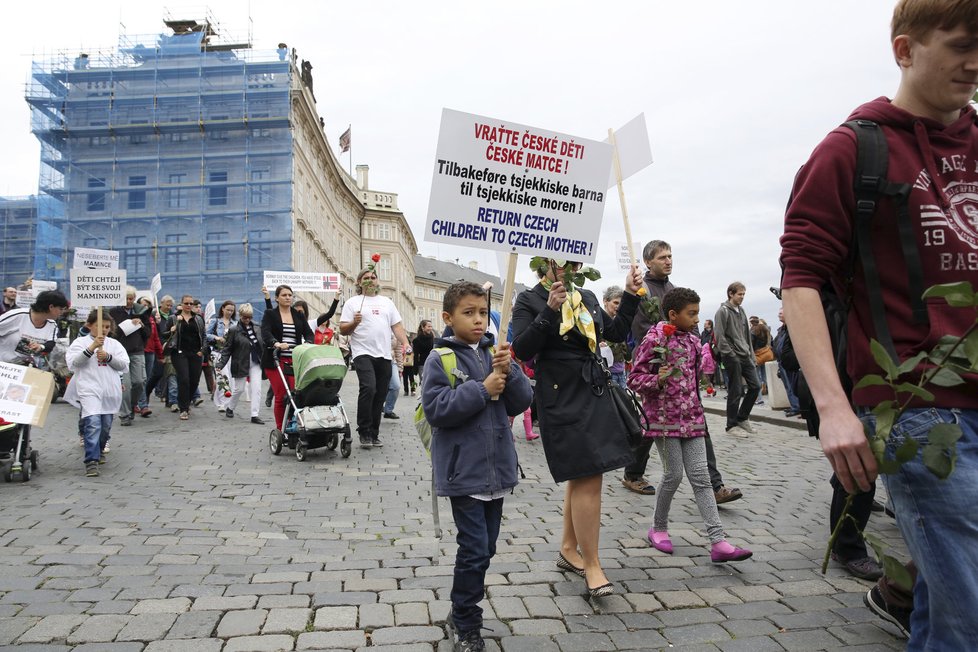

{"left": 781, "top": 1, "right": 978, "bottom": 647}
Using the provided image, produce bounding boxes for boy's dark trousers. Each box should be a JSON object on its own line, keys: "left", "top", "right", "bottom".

{"left": 449, "top": 495, "right": 503, "bottom": 634}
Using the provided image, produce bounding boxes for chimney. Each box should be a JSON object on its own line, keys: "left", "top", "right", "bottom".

{"left": 356, "top": 165, "right": 369, "bottom": 190}
{"left": 468, "top": 261, "right": 478, "bottom": 270}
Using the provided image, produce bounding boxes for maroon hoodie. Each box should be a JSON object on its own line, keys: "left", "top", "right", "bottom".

{"left": 781, "top": 97, "right": 978, "bottom": 409}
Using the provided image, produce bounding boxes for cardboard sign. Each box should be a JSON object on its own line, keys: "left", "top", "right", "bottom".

{"left": 425, "top": 109, "right": 613, "bottom": 263}
{"left": 0, "top": 362, "right": 55, "bottom": 426}
{"left": 263, "top": 271, "right": 342, "bottom": 293}
{"left": 70, "top": 269, "right": 127, "bottom": 310}
{"left": 616, "top": 241, "right": 641, "bottom": 271}
{"left": 73, "top": 247, "right": 120, "bottom": 270}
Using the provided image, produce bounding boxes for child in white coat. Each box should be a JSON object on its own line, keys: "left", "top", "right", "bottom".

{"left": 66, "top": 310, "right": 129, "bottom": 477}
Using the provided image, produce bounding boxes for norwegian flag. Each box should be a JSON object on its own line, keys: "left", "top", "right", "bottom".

{"left": 322, "top": 274, "right": 340, "bottom": 291}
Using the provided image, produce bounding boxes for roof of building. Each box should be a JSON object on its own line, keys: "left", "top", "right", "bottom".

{"left": 413, "top": 255, "right": 529, "bottom": 295}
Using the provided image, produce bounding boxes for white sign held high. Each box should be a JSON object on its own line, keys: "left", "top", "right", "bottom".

{"left": 72, "top": 247, "right": 120, "bottom": 270}
{"left": 263, "top": 271, "right": 341, "bottom": 293}
{"left": 616, "top": 241, "right": 641, "bottom": 272}
{"left": 70, "top": 269, "right": 127, "bottom": 310}
{"left": 425, "top": 109, "right": 613, "bottom": 263}
{"left": 604, "top": 113, "right": 654, "bottom": 190}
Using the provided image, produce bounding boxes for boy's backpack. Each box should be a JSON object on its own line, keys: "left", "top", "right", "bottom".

{"left": 413, "top": 347, "right": 463, "bottom": 453}
{"left": 783, "top": 119, "right": 924, "bottom": 437}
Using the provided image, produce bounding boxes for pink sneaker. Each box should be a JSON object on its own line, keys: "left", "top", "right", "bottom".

{"left": 711, "top": 540, "right": 752, "bottom": 563}
{"left": 647, "top": 529, "right": 673, "bottom": 554}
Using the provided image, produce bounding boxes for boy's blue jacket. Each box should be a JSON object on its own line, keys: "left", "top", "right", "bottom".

{"left": 421, "top": 335, "right": 533, "bottom": 497}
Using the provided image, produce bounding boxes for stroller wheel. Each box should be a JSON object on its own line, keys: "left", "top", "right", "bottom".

{"left": 29, "top": 450, "right": 38, "bottom": 471}
{"left": 20, "top": 462, "right": 30, "bottom": 482}
{"left": 269, "top": 430, "right": 284, "bottom": 456}
{"left": 326, "top": 433, "right": 338, "bottom": 451}
{"left": 295, "top": 443, "right": 307, "bottom": 462}
{"left": 2, "top": 467, "right": 11, "bottom": 483}
{"left": 340, "top": 439, "right": 352, "bottom": 458}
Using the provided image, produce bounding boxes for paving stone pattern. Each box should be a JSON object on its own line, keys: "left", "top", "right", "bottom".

{"left": 0, "top": 381, "right": 908, "bottom": 650}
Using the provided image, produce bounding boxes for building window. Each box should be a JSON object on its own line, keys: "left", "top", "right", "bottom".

{"left": 248, "top": 229, "right": 271, "bottom": 269}
{"left": 378, "top": 256, "right": 392, "bottom": 281}
{"left": 250, "top": 169, "right": 269, "bottom": 206}
{"left": 167, "top": 173, "right": 187, "bottom": 209}
{"left": 123, "top": 235, "right": 148, "bottom": 276}
{"left": 206, "top": 231, "right": 229, "bottom": 271}
{"left": 164, "top": 233, "right": 187, "bottom": 273}
{"left": 87, "top": 177, "right": 106, "bottom": 212}
{"left": 377, "top": 223, "right": 391, "bottom": 240}
{"left": 128, "top": 175, "right": 147, "bottom": 210}
{"left": 130, "top": 121, "right": 150, "bottom": 145}
{"left": 208, "top": 171, "right": 228, "bottom": 206}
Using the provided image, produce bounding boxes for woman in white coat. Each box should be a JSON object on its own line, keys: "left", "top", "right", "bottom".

{"left": 66, "top": 310, "right": 129, "bottom": 477}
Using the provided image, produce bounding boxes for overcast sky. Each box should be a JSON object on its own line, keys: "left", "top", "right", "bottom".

{"left": 0, "top": 1, "right": 899, "bottom": 324}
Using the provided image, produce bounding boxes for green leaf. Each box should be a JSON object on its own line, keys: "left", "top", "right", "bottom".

{"left": 870, "top": 339, "right": 899, "bottom": 380}
{"left": 872, "top": 401, "right": 897, "bottom": 440}
{"left": 870, "top": 437, "right": 886, "bottom": 460}
{"left": 894, "top": 435, "right": 919, "bottom": 464}
{"left": 581, "top": 267, "right": 602, "bottom": 282}
{"left": 922, "top": 281, "right": 976, "bottom": 307}
{"left": 881, "top": 555, "right": 914, "bottom": 592}
{"left": 854, "top": 374, "right": 888, "bottom": 390}
{"left": 863, "top": 532, "right": 886, "bottom": 560}
{"left": 896, "top": 352, "right": 928, "bottom": 376}
{"left": 929, "top": 368, "right": 965, "bottom": 387}
{"left": 877, "top": 458, "right": 901, "bottom": 474}
{"left": 893, "top": 382, "right": 935, "bottom": 403}
{"left": 964, "top": 330, "right": 978, "bottom": 370}
{"left": 922, "top": 443, "right": 955, "bottom": 479}
{"left": 928, "top": 423, "right": 962, "bottom": 447}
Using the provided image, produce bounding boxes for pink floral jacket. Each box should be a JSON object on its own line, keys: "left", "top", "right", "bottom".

{"left": 627, "top": 322, "right": 716, "bottom": 439}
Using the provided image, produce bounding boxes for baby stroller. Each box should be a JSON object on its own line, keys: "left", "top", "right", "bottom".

{"left": 268, "top": 343, "right": 352, "bottom": 461}
{"left": 0, "top": 420, "right": 38, "bottom": 483}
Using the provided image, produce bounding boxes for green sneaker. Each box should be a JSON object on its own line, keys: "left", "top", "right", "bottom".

{"left": 85, "top": 462, "right": 99, "bottom": 477}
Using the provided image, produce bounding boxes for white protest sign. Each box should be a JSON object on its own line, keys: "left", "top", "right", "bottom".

{"left": 263, "top": 271, "right": 342, "bottom": 293}
{"left": 70, "top": 269, "right": 127, "bottom": 309}
{"left": 425, "top": 109, "right": 613, "bottom": 264}
{"left": 15, "top": 291, "right": 33, "bottom": 308}
{"left": 604, "top": 113, "right": 653, "bottom": 190}
{"left": 72, "top": 247, "right": 120, "bottom": 270}
{"left": 615, "top": 241, "right": 641, "bottom": 272}
{"left": 14, "top": 281, "right": 57, "bottom": 308}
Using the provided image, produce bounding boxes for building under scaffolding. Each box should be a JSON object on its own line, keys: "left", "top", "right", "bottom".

{"left": 0, "top": 196, "right": 39, "bottom": 289}
{"left": 25, "top": 13, "right": 418, "bottom": 320}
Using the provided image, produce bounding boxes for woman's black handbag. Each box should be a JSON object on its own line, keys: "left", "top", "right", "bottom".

{"left": 609, "top": 383, "right": 646, "bottom": 449}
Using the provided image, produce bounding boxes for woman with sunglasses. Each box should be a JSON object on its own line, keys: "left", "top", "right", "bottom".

{"left": 164, "top": 295, "right": 207, "bottom": 420}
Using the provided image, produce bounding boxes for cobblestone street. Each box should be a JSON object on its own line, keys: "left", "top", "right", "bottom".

{"left": 0, "top": 382, "right": 907, "bottom": 651}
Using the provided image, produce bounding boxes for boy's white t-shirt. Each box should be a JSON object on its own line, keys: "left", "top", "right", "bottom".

{"left": 340, "top": 294, "right": 402, "bottom": 359}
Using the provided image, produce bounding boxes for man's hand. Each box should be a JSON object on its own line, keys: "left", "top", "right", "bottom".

{"left": 352, "top": 312, "right": 362, "bottom": 327}
{"left": 131, "top": 318, "right": 142, "bottom": 327}
{"left": 483, "top": 370, "right": 506, "bottom": 397}
{"left": 819, "top": 407, "right": 878, "bottom": 493}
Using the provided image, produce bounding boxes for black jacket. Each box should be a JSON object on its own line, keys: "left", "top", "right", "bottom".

{"left": 161, "top": 313, "right": 205, "bottom": 355}
{"left": 110, "top": 305, "right": 151, "bottom": 354}
{"left": 218, "top": 323, "right": 264, "bottom": 378}
{"left": 260, "top": 307, "right": 313, "bottom": 368}
{"left": 629, "top": 272, "right": 674, "bottom": 346}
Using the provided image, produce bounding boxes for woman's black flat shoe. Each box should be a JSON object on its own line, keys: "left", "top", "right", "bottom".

{"left": 556, "top": 552, "right": 586, "bottom": 578}
{"left": 586, "top": 581, "right": 614, "bottom": 598}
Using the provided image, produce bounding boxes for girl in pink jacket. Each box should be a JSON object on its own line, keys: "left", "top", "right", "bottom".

{"left": 628, "top": 287, "right": 752, "bottom": 563}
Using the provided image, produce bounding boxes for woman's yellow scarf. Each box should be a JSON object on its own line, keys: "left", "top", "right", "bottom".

{"left": 541, "top": 279, "right": 597, "bottom": 352}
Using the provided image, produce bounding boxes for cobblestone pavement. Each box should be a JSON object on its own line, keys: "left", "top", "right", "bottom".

{"left": 0, "top": 380, "right": 907, "bottom": 651}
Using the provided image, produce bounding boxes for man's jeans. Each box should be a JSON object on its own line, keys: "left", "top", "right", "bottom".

{"left": 779, "top": 365, "right": 800, "bottom": 412}
{"left": 137, "top": 352, "right": 155, "bottom": 411}
{"left": 449, "top": 495, "right": 503, "bottom": 633}
{"left": 119, "top": 352, "right": 147, "bottom": 418}
{"left": 863, "top": 407, "right": 978, "bottom": 650}
{"left": 81, "top": 414, "right": 112, "bottom": 464}
{"left": 353, "top": 355, "right": 392, "bottom": 439}
{"left": 383, "top": 361, "right": 400, "bottom": 414}
{"left": 722, "top": 355, "right": 760, "bottom": 430}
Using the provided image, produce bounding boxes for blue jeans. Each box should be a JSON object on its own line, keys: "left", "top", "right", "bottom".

{"left": 138, "top": 353, "right": 155, "bottom": 411}
{"left": 779, "top": 365, "right": 800, "bottom": 412}
{"left": 383, "top": 362, "right": 400, "bottom": 414}
{"left": 610, "top": 370, "right": 627, "bottom": 390}
{"left": 449, "top": 495, "right": 503, "bottom": 633}
{"left": 863, "top": 407, "right": 978, "bottom": 650}
{"left": 81, "top": 414, "right": 113, "bottom": 464}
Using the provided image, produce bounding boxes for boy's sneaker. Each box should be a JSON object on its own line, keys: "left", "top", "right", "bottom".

{"left": 170, "top": 404, "right": 180, "bottom": 413}
{"left": 725, "top": 425, "right": 750, "bottom": 437}
{"left": 446, "top": 614, "right": 485, "bottom": 652}
{"left": 864, "top": 585, "right": 911, "bottom": 638}
{"left": 85, "top": 462, "right": 99, "bottom": 477}
{"left": 99, "top": 450, "right": 107, "bottom": 464}
{"left": 737, "top": 420, "right": 756, "bottom": 434}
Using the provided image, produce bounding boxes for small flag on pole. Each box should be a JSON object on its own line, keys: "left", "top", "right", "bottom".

{"left": 339, "top": 127, "right": 351, "bottom": 153}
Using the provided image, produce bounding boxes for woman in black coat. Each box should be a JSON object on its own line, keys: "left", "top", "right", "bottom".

{"left": 512, "top": 261, "right": 641, "bottom": 598}
{"left": 261, "top": 285, "right": 314, "bottom": 430}
{"left": 163, "top": 294, "right": 207, "bottom": 421}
